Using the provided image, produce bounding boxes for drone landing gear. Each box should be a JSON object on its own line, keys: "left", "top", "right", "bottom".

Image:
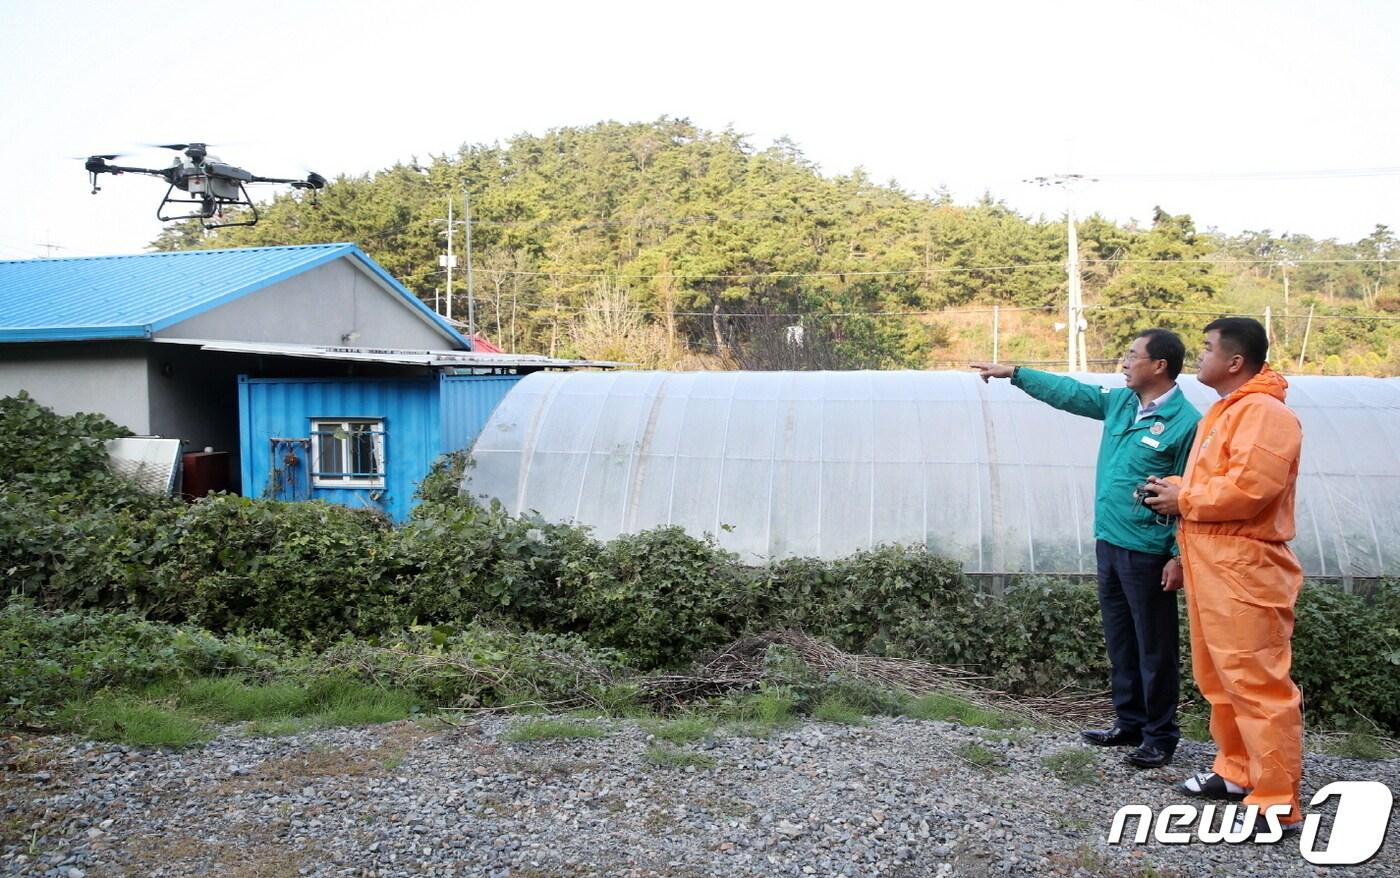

{"left": 155, "top": 182, "right": 260, "bottom": 229}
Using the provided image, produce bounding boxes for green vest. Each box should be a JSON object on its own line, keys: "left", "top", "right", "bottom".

{"left": 1012, "top": 367, "right": 1201, "bottom": 556}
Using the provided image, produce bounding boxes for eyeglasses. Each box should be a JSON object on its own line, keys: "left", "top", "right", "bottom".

{"left": 1121, "top": 351, "right": 1168, "bottom": 366}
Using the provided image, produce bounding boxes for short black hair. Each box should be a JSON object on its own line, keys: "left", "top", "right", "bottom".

{"left": 1203, "top": 317, "right": 1269, "bottom": 371}
{"left": 1136, "top": 328, "right": 1186, "bottom": 379}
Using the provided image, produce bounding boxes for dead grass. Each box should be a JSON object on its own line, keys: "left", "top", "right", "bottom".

{"left": 215, "top": 722, "right": 431, "bottom": 796}
{"left": 112, "top": 830, "right": 321, "bottom": 878}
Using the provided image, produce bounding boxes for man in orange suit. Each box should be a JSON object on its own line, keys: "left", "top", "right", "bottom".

{"left": 1143, "top": 317, "right": 1305, "bottom": 838}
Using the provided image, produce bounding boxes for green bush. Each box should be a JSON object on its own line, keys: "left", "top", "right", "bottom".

{"left": 149, "top": 495, "right": 401, "bottom": 640}
{"left": 391, "top": 502, "right": 598, "bottom": 630}
{"left": 0, "top": 394, "right": 181, "bottom": 609}
{"left": 990, "top": 579, "right": 1109, "bottom": 694}
{"left": 764, "top": 547, "right": 969, "bottom": 655}
{"left": 414, "top": 450, "right": 472, "bottom": 507}
{"left": 1291, "top": 581, "right": 1400, "bottom": 731}
{"left": 0, "top": 391, "right": 131, "bottom": 494}
{"left": 577, "top": 527, "right": 757, "bottom": 669}
{"left": 317, "top": 621, "right": 627, "bottom": 708}
{"left": 0, "top": 597, "right": 285, "bottom": 727}
{"left": 5, "top": 396, "right": 1399, "bottom": 735}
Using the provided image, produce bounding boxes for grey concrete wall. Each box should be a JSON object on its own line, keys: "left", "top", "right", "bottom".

{"left": 145, "top": 345, "right": 243, "bottom": 488}
{"left": 158, "top": 258, "right": 457, "bottom": 350}
{"left": 0, "top": 342, "right": 151, "bottom": 433}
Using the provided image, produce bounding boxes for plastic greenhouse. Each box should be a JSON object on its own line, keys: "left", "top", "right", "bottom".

{"left": 462, "top": 370, "right": 1400, "bottom": 581}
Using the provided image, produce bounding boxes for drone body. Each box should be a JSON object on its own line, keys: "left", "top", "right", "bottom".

{"left": 84, "top": 143, "right": 326, "bottom": 229}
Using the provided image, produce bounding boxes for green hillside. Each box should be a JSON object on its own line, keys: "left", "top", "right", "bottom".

{"left": 155, "top": 119, "right": 1400, "bottom": 375}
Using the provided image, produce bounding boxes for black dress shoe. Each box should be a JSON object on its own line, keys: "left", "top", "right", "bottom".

{"left": 1081, "top": 725, "right": 1142, "bottom": 747}
{"left": 1124, "top": 744, "right": 1172, "bottom": 769}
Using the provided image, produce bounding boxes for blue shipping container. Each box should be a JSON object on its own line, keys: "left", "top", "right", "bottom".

{"left": 238, "top": 373, "right": 522, "bottom": 521}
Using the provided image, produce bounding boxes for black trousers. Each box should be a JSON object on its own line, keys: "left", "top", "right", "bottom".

{"left": 1095, "top": 540, "right": 1180, "bottom": 753}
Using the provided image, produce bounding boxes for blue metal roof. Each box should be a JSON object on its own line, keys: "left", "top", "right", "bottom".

{"left": 0, "top": 243, "right": 471, "bottom": 348}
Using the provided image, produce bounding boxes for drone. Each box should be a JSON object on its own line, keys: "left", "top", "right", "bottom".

{"left": 84, "top": 143, "right": 326, "bottom": 229}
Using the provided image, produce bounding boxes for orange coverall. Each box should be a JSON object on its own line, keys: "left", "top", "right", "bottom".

{"left": 1171, "top": 367, "right": 1305, "bottom": 823}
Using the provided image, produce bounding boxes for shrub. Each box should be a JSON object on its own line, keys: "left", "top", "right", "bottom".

{"left": 316, "top": 622, "right": 627, "bottom": 709}
{"left": 0, "top": 391, "right": 131, "bottom": 494}
{"left": 988, "top": 579, "right": 1109, "bottom": 694}
{"left": 577, "top": 527, "right": 757, "bottom": 669}
{"left": 391, "top": 503, "right": 599, "bottom": 630}
{"left": 765, "top": 546, "right": 969, "bottom": 655}
{"left": 0, "top": 597, "right": 285, "bottom": 728}
{"left": 149, "top": 495, "right": 401, "bottom": 640}
{"left": 1291, "top": 581, "right": 1400, "bottom": 731}
{"left": 414, "top": 450, "right": 472, "bottom": 507}
{"left": 0, "top": 394, "right": 181, "bottom": 609}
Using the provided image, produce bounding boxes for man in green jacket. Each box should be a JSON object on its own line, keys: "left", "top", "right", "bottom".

{"left": 972, "top": 328, "right": 1200, "bottom": 768}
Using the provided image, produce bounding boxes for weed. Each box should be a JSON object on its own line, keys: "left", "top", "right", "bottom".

{"left": 245, "top": 716, "right": 314, "bottom": 737}
{"left": 587, "top": 683, "right": 648, "bottom": 717}
{"left": 1322, "top": 731, "right": 1398, "bottom": 761}
{"left": 1179, "top": 708, "right": 1211, "bottom": 743}
{"left": 811, "top": 696, "right": 867, "bottom": 726}
{"left": 60, "top": 692, "right": 212, "bottom": 748}
{"left": 956, "top": 742, "right": 1005, "bottom": 770}
{"left": 1043, "top": 749, "right": 1098, "bottom": 785}
{"left": 720, "top": 687, "right": 799, "bottom": 737}
{"left": 904, "top": 692, "right": 1020, "bottom": 730}
{"left": 504, "top": 719, "right": 606, "bottom": 742}
{"left": 643, "top": 744, "right": 716, "bottom": 770}
{"left": 159, "top": 676, "right": 312, "bottom": 721}
{"left": 240, "top": 678, "right": 418, "bottom": 735}
{"left": 641, "top": 715, "right": 717, "bottom": 744}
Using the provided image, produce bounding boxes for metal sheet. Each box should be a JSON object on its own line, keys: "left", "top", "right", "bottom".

{"left": 106, "top": 437, "right": 182, "bottom": 495}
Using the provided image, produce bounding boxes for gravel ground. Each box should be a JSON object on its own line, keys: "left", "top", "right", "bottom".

{"left": 2, "top": 716, "right": 1396, "bottom": 878}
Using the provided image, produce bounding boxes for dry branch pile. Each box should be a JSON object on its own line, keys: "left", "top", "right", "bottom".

{"left": 321, "top": 629, "right": 1111, "bottom": 727}
{"left": 638, "top": 631, "right": 1106, "bottom": 728}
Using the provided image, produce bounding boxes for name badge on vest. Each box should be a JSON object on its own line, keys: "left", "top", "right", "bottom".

{"left": 1140, "top": 435, "right": 1161, "bottom": 449}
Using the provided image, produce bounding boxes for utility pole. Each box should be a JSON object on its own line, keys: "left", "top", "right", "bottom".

{"left": 1297, "top": 304, "right": 1316, "bottom": 370}
{"left": 435, "top": 196, "right": 474, "bottom": 322}
{"left": 992, "top": 305, "right": 1000, "bottom": 363}
{"left": 1026, "top": 173, "right": 1094, "bottom": 372}
{"left": 437, "top": 198, "right": 456, "bottom": 320}
{"left": 1066, "top": 197, "right": 1087, "bottom": 372}
{"left": 464, "top": 187, "right": 476, "bottom": 336}
{"left": 1281, "top": 261, "right": 1292, "bottom": 347}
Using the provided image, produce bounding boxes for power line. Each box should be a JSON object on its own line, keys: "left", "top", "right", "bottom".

{"left": 1088, "top": 166, "right": 1400, "bottom": 183}
{"left": 459, "top": 257, "right": 1400, "bottom": 281}
{"left": 467, "top": 297, "right": 1400, "bottom": 324}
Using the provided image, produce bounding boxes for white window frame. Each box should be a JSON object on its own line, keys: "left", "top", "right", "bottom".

{"left": 310, "top": 418, "right": 386, "bottom": 489}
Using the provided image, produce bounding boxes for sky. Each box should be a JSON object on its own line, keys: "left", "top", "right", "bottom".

{"left": 2, "top": 0, "right": 1397, "bottom": 260}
